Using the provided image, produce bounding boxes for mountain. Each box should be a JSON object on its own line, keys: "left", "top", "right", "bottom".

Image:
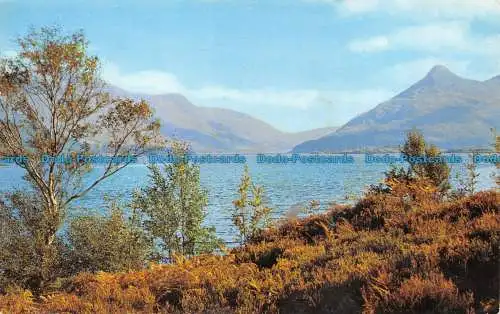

{"left": 293, "top": 65, "right": 500, "bottom": 152}
{"left": 107, "top": 86, "right": 337, "bottom": 152}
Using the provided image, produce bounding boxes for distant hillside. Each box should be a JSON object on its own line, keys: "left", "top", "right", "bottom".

{"left": 293, "top": 65, "right": 500, "bottom": 152}
{"left": 107, "top": 86, "right": 337, "bottom": 152}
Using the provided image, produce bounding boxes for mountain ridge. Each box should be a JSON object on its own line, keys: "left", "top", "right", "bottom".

{"left": 106, "top": 86, "right": 338, "bottom": 152}
{"left": 293, "top": 65, "right": 500, "bottom": 152}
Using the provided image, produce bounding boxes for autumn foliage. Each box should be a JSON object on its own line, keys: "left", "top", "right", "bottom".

{"left": 1, "top": 184, "right": 497, "bottom": 313}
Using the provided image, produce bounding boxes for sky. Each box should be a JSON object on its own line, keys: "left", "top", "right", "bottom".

{"left": 1, "top": 0, "right": 500, "bottom": 132}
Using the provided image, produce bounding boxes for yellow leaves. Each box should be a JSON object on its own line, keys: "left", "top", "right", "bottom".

{"left": 0, "top": 289, "right": 35, "bottom": 314}
{"left": 366, "top": 274, "right": 390, "bottom": 301}
{"left": 472, "top": 211, "right": 500, "bottom": 232}
{"left": 336, "top": 219, "right": 356, "bottom": 237}
{"left": 105, "top": 98, "right": 155, "bottom": 130}
{"left": 84, "top": 57, "right": 98, "bottom": 71}
{"left": 247, "top": 279, "right": 261, "bottom": 292}
{"left": 136, "top": 100, "right": 153, "bottom": 118}
{"left": 281, "top": 244, "right": 325, "bottom": 267}
{"left": 396, "top": 272, "right": 459, "bottom": 305}
{"left": 96, "top": 271, "right": 117, "bottom": 283}
{"left": 275, "top": 258, "right": 294, "bottom": 271}
{"left": 177, "top": 162, "right": 186, "bottom": 175}
{"left": 121, "top": 285, "right": 156, "bottom": 307}
{"left": 40, "top": 293, "right": 93, "bottom": 313}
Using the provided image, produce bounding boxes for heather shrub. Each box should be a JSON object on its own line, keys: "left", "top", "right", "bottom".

{"left": 363, "top": 272, "right": 475, "bottom": 313}
{"left": 250, "top": 210, "right": 337, "bottom": 244}
{"left": 0, "top": 287, "right": 35, "bottom": 313}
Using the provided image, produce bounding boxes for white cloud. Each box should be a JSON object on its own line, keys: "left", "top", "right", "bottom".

{"left": 305, "top": 0, "right": 378, "bottom": 13}
{"left": 390, "top": 22, "right": 468, "bottom": 51}
{"left": 348, "top": 21, "right": 468, "bottom": 52}
{"left": 480, "top": 34, "right": 500, "bottom": 55}
{"left": 317, "top": 0, "right": 500, "bottom": 19}
{"left": 103, "top": 63, "right": 320, "bottom": 109}
{"left": 194, "top": 87, "right": 394, "bottom": 111}
{"left": 193, "top": 86, "right": 320, "bottom": 109}
{"left": 102, "top": 62, "right": 394, "bottom": 112}
{"left": 348, "top": 21, "right": 500, "bottom": 55}
{"left": 102, "top": 63, "right": 186, "bottom": 95}
{"left": 348, "top": 36, "right": 388, "bottom": 52}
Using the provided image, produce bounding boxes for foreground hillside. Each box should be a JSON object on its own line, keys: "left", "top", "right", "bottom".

{"left": 1, "top": 187, "right": 498, "bottom": 313}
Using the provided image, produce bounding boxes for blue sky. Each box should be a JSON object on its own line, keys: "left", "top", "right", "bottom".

{"left": 2, "top": 0, "right": 500, "bottom": 132}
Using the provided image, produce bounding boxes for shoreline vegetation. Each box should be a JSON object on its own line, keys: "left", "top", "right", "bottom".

{"left": 0, "top": 189, "right": 498, "bottom": 313}
{"left": 0, "top": 27, "right": 499, "bottom": 313}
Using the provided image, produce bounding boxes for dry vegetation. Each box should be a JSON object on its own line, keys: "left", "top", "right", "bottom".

{"left": 1, "top": 180, "right": 498, "bottom": 313}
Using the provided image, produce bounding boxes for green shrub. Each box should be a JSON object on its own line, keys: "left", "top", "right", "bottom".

{"left": 132, "top": 141, "right": 223, "bottom": 260}
{"left": 232, "top": 164, "right": 273, "bottom": 244}
{"left": 0, "top": 191, "right": 69, "bottom": 294}
{"left": 66, "top": 202, "right": 150, "bottom": 273}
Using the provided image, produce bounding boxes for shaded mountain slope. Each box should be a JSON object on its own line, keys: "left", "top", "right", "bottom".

{"left": 108, "top": 86, "right": 337, "bottom": 152}
{"left": 293, "top": 65, "right": 500, "bottom": 152}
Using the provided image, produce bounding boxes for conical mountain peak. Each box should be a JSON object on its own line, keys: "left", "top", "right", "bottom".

{"left": 425, "top": 65, "right": 459, "bottom": 80}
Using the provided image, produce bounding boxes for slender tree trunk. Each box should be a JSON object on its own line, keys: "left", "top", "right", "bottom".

{"left": 36, "top": 196, "right": 61, "bottom": 294}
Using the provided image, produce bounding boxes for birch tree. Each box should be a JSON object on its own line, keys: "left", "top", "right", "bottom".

{"left": 0, "top": 26, "right": 160, "bottom": 291}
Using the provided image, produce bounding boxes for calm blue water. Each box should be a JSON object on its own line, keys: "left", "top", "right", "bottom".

{"left": 0, "top": 154, "right": 497, "bottom": 243}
